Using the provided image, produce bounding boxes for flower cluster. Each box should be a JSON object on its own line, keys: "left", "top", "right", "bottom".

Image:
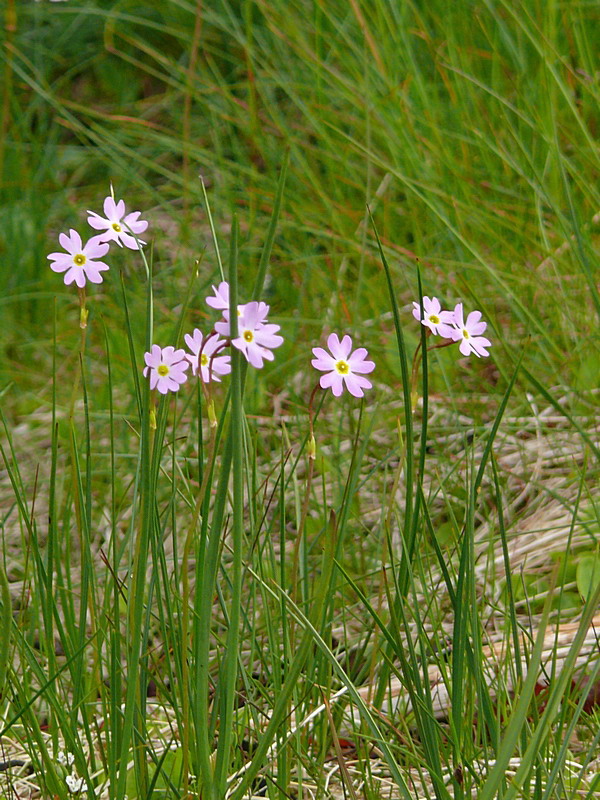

{"left": 143, "top": 281, "right": 283, "bottom": 394}
{"left": 47, "top": 194, "right": 148, "bottom": 288}
{"left": 48, "top": 192, "right": 496, "bottom": 407}
{"left": 412, "top": 296, "right": 492, "bottom": 358}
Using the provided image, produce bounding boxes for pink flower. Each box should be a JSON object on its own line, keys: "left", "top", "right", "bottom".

{"left": 449, "top": 303, "right": 492, "bottom": 357}
{"left": 184, "top": 329, "right": 231, "bottom": 382}
{"left": 143, "top": 345, "right": 189, "bottom": 393}
{"left": 215, "top": 301, "right": 283, "bottom": 368}
{"left": 87, "top": 196, "right": 148, "bottom": 249}
{"left": 207, "top": 281, "right": 269, "bottom": 327}
{"left": 206, "top": 281, "right": 230, "bottom": 311}
{"left": 47, "top": 229, "right": 110, "bottom": 288}
{"left": 311, "top": 333, "right": 375, "bottom": 397}
{"left": 412, "top": 296, "right": 455, "bottom": 337}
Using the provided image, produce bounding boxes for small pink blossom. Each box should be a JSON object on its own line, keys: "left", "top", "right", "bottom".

{"left": 412, "top": 296, "right": 455, "bottom": 337}
{"left": 184, "top": 329, "right": 231, "bottom": 382}
{"left": 311, "top": 333, "right": 375, "bottom": 397}
{"left": 87, "top": 195, "right": 148, "bottom": 249}
{"left": 47, "top": 229, "right": 110, "bottom": 288}
{"left": 207, "top": 281, "right": 269, "bottom": 328}
{"left": 215, "top": 301, "right": 283, "bottom": 368}
{"left": 206, "top": 281, "right": 230, "bottom": 311}
{"left": 143, "top": 345, "right": 189, "bottom": 393}
{"left": 449, "top": 303, "right": 492, "bottom": 357}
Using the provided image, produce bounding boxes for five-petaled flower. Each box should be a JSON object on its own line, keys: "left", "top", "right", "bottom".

{"left": 311, "top": 333, "right": 375, "bottom": 397}
{"left": 47, "top": 229, "right": 110, "bottom": 288}
{"left": 88, "top": 196, "right": 148, "bottom": 250}
{"left": 412, "top": 296, "right": 455, "bottom": 337}
{"left": 215, "top": 301, "right": 283, "bottom": 368}
{"left": 449, "top": 303, "right": 492, "bottom": 357}
{"left": 143, "top": 345, "right": 189, "bottom": 393}
{"left": 184, "top": 330, "right": 231, "bottom": 382}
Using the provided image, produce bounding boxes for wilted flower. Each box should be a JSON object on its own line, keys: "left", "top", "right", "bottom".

{"left": 449, "top": 303, "right": 492, "bottom": 357}
{"left": 412, "top": 296, "right": 455, "bottom": 337}
{"left": 215, "top": 301, "right": 283, "bottom": 368}
{"left": 65, "top": 775, "right": 86, "bottom": 794}
{"left": 143, "top": 345, "right": 189, "bottom": 393}
{"left": 87, "top": 196, "right": 148, "bottom": 249}
{"left": 57, "top": 751, "right": 75, "bottom": 767}
{"left": 47, "top": 229, "right": 110, "bottom": 288}
{"left": 184, "top": 330, "right": 231, "bottom": 382}
{"left": 311, "top": 333, "right": 375, "bottom": 397}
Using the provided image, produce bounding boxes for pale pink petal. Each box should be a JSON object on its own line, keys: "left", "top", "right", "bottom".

{"left": 347, "top": 348, "right": 375, "bottom": 373}
{"left": 320, "top": 371, "right": 344, "bottom": 396}
{"left": 144, "top": 345, "right": 163, "bottom": 368}
{"left": 206, "top": 281, "right": 230, "bottom": 310}
{"left": 123, "top": 211, "right": 148, "bottom": 234}
{"left": 436, "top": 323, "right": 455, "bottom": 339}
{"left": 84, "top": 237, "right": 110, "bottom": 257}
{"left": 344, "top": 373, "right": 372, "bottom": 397}
{"left": 48, "top": 255, "right": 71, "bottom": 270}
{"left": 103, "top": 197, "right": 118, "bottom": 219}
{"left": 82, "top": 266, "right": 104, "bottom": 284}
{"left": 87, "top": 212, "right": 109, "bottom": 232}
{"left": 119, "top": 231, "right": 145, "bottom": 250}
{"left": 458, "top": 338, "right": 472, "bottom": 357}
{"left": 63, "top": 268, "right": 78, "bottom": 285}
{"left": 73, "top": 269, "right": 87, "bottom": 288}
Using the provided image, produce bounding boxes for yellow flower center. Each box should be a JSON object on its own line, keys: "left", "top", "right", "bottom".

{"left": 112, "top": 222, "right": 122, "bottom": 232}
{"left": 200, "top": 354, "right": 209, "bottom": 366}
{"left": 157, "top": 364, "right": 169, "bottom": 376}
{"left": 73, "top": 254, "right": 86, "bottom": 266}
{"left": 462, "top": 329, "right": 470, "bottom": 339}
{"left": 335, "top": 360, "right": 349, "bottom": 375}
{"left": 429, "top": 314, "right": 440, "bottom": 324}
{"left": 243, "top": 330, "right": 254, "bottom": 343}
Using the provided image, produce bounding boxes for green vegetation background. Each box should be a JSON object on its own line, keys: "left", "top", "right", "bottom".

{"left": 2, "top": 0, "right": 600, "bottom": 410}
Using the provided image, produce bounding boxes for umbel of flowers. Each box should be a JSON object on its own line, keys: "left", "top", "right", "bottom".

{"left": 47, "top": 190, "right": 492, "bottom": 409}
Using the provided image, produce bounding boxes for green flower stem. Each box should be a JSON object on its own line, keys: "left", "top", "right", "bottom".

{"left": 180, "top": 402, "right": 218, "bottom": 797}
{"left": 213, "top": 217, "right": 243, "bottom": 797}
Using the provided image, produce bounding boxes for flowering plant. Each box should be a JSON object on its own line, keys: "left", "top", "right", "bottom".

{"left": 47, "top": 230, "right": 110, "bottom": 288}
{"left": 412, "top": 296, "right": 492, "bottom": 358}
{"left": 311, "top": 333, "right": 375, "bottom": 397}
{"left": 87, "top": 195, "right": 148, "bottom": 250}
{"left": 143, "top": 345, "right": 189, "bottom": 394}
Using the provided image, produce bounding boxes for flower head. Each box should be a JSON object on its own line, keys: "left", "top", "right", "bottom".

{"left": 143, "top": 345, "right": 189, "bottom": 393}
{"left": 412, "top": 296, "right": 455, "bottom": 337}
{"left": 215, "top": 301, "right": 283, "bottom": 368}
{"left": 311, "top": 333, "right": 375, "bottom": 397}
{"left": 47, "top": 229, "right": 110, "bottom": 288}
{"left": 184, "top": 329, "right": 231, "bottom": 382}
{"left": 449, "top": 303, "right": 492, "bottom": 357}
{"left": 87, "top": 195, "right": 148, "bottom": 249}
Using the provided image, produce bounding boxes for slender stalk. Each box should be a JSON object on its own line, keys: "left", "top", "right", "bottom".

{"left": 214, "top": 217, "right": 243, "bottom": 796}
